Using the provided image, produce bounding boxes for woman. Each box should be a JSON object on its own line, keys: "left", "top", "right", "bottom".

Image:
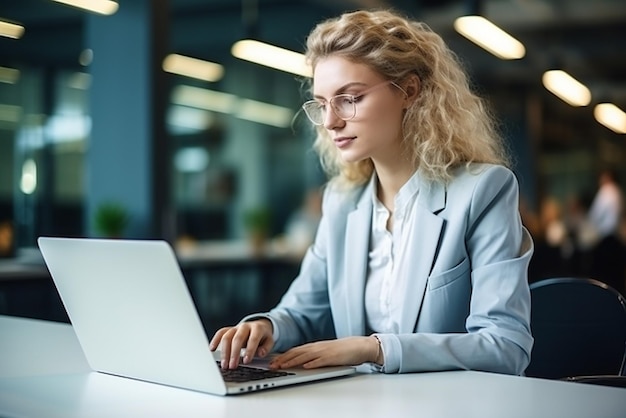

{"left": 210, "top": 9, "right": 533, "bottom": 375}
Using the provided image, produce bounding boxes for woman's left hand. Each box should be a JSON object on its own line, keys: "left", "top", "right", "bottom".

{"left": 269, "top": 336, "right": 380, "bottom": 369}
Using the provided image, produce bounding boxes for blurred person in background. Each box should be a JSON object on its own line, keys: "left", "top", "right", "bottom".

{"left": 527, "top": 196, "right": 572, "bottom": 282}
{"left": 588, "top": 169, "right": 625, "bottom": 294}
{"left": 588, "top": 169, "right": 623, "bottom": 240}
{"left": 282, "top": 188, "right": 323, "bottom": 260}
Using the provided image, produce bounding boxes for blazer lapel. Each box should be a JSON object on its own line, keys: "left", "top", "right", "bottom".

{"left": 398, "top": 180, "right": 446, "bottom": 333}
{"left": 340, "top": 183, "right": 373, "bottom": 337}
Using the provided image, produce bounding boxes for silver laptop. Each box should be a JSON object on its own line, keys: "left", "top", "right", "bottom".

{"left": 37, "top": 237, "right": 355, "bottom": 395}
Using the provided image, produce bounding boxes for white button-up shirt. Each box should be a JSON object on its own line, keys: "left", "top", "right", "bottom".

{"left": 365, "top": 171, "right": 421, "bottom": 371}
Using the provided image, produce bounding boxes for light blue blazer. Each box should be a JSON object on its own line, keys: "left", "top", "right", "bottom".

{"left": 250, "top": 164, "right": 533, "bottom": 375}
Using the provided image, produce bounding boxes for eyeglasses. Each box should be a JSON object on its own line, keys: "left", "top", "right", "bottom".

{"left": 301, "top": 80, "right": 405, "bottom": 126}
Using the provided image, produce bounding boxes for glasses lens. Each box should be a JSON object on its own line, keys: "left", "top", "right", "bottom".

{"left": 302, "top": 102, "right": 324, "bottom": 125}
{"left": 331, "top": 95, "right": 356, "bottom": 120}
{"left": 302, "top": 95, "right": 357, "bottom": 125}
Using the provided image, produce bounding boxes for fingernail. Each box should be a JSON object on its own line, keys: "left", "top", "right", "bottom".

{"left": 258, "top": 348, "right": 266, "bottom": 357}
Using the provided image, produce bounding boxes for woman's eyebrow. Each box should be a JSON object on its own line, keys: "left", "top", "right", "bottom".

{"left": 313, "top": 82, "right": 368, "bottom": 100}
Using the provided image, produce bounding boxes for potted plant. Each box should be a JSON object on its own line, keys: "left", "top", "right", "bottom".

{"left": 243, "top": 206, "right": 271, "bottom": 255}
{"left": 93, "top": 202, "right": 129, "bottom": 238}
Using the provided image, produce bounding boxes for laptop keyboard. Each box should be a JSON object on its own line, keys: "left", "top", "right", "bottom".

{"left": 217, "top": 362, "right": 295, "bottom": 383}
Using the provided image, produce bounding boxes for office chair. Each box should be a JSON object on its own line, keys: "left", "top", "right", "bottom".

{"left": 525, "top": 277, "right": 626, "bottom": 387}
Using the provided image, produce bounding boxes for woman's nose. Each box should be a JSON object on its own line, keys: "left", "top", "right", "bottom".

{"left": 323, "top": 108, "right": 344, "bottom": 130}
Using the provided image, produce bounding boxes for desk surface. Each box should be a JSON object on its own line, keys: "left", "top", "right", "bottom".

{"left": 1, "top": 315, "right": 625, "bottom": 418}
{"left": 0, "top": 250, "right": 49, "bottom": 280}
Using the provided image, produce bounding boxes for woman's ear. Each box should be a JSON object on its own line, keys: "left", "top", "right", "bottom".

{"left": 402, "top": 74, "right": 420, "bottom": 106}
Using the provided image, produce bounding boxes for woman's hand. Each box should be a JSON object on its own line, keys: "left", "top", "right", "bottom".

{"left": 269, "top": 336, "right": 381, "bottom": 370}
{"left": 209, "top": 319, "right": 274, "bottom": 369}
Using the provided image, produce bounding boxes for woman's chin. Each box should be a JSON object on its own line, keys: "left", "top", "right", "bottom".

{"left": 338, "top": 150, "right": 366, "bottom": 164}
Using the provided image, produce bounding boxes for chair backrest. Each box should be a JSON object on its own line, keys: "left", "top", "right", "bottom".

{"left": 525, "top": 277, "right": 626, "bottom": 379}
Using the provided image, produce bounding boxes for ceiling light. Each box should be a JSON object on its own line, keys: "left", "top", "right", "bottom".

{"left": 0, "top": 66, "right": 20, "bottom": 84}
{"left": 67, "top": 72, "right": 91, "bottom": 90}
{"left": 453, "top": 15, "right": 525, "bottom": 60}
{"left": 162, "top": 54, "right": 224, "bottom": 82}
{"left": 172, "top": 85, "right": 237, "bottom": 114}
{"left": 236, "top": 99, "right": 293, "bottom": 128}
{"left": 79, "top": 49, "right": 93, "bottom": 66}
{"left": 594, "top": 103, "right": 626, "bottom": 134}
{"left": 174, "top": 147, "right": 210, "bottom": 173}
{"left": 167, "top": 105, "right": 214, "bottom": 134}
{"left": 0, "top": 104, "right": 22, "bottom": 123}
{"left": 20, "top": 159, "right": 37, "bottom": 195}
{"left": 231, "top": 39, "right": 312, "bottom": 77}
{"left": 0, "top": 20, "right": 25, "bottom": 39}
{"left": 51, "top": 0, "right": 119, "bottom": 15}
{"left": 171, "top": 85, "right": 294, "bottom": 128}
{"left": 541, "top": 70, "right": 591, "bottom": 107}
{"left": 45, "top": 114, "right": 92, "bottom": 142}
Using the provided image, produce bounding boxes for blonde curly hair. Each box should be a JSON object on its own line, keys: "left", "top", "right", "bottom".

{"left": 304, "top": 9, "right": 510, "bottom": 186}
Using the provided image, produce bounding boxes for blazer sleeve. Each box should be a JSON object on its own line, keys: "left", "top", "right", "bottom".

{"left": 241, "top": 186, "right": 339, "bottom": 353}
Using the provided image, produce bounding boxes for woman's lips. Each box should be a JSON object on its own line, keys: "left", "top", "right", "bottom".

{"left": 334, "top": 136, "right": 355, "bottom": 149}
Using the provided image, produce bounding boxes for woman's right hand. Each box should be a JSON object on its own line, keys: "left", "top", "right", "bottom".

{"left": 209, "top": 319, "right": 274, "bottom": 369}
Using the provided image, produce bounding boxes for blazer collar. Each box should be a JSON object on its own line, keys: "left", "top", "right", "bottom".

{"left": 357, "top": 170, "right": 447, "bottom": 213}
{"left": 417, "top": 176, "right": 446, "bottom": 214}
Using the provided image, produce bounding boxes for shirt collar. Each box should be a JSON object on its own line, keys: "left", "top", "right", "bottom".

{"left": 370, "top": 170, "right": 421, "bottom": 215}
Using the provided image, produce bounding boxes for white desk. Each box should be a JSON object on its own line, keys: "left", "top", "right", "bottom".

{"left": 1, "top": 315, "right": 625, "bottom": 418}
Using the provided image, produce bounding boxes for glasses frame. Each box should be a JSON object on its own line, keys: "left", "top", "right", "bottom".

{"left": 301, "top": 80, "right": 406, "bottom": 126}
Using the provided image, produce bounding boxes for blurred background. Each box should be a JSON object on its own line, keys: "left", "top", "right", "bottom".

{"left": 1, "top": 0, "right": 625, "bottom": 330}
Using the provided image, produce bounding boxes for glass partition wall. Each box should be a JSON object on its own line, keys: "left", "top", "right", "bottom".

{"left": 0, "top": 67, "right": 89, "bottom": 251}
{"left": 0, "top": 10, "right": 322, "bottom": 251}
{"left": 168, "top": 64, "right": 320, "bottom": 244}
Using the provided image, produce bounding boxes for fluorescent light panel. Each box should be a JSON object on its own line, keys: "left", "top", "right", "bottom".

{"left": 67, "top": 72, "right": 91, "bottom": 90}
{"left": 171, "top": 85, "right": 293, "bottom": 128}
{"left": 0, "top": 20, "right": 25, "bottom": 39}
{"left": 172, "top": 85, "right": 237, "bottom": 114}
{"left": 163, "top": 54, "right": 224, "bottom": 82}
{"left": 454, "top": 15, "right": 525, "bottom": 60}
{"left": 45, "top": 114, "right": 91, "bottom": 142}
{"left": 0, "top": 104, "right": 22, "bottom": 123}
{"left": 21, "top": 159, "right": 37, "bottom": 195}
{"left": 167, "top": 105, "right": 214, "bottom": 134}
{"left": 236, "top": 99, "right": 293, "bottom": 128}
{"left": 0, "top": 66, "right": 20, "bottom": 84}
{"left": 174, "top": 147, "right": 210, "bottom": 173}
{"left": 231, "top": 39, "right": 312, "bottom": 78}
{"left": 594, "top": 103, "right": 626, "bottom": 134}
{"left": 51, "top": 0, "right": 119, "bottom": 15}
{"left": 542, "top": 70, "right": 591, "bottom": 107}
